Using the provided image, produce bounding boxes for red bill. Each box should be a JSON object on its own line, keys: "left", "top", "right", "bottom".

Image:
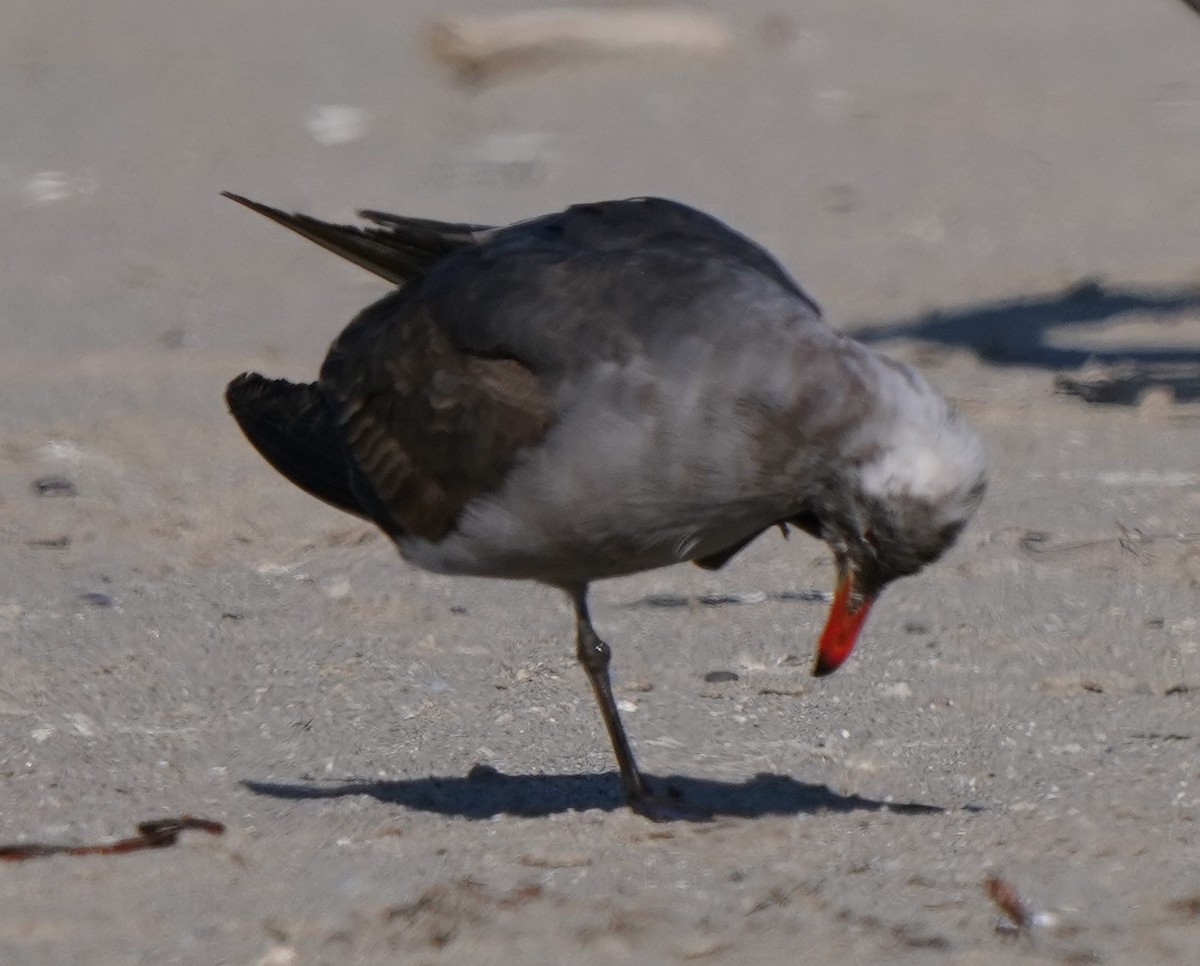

{"left": 811, "top": 569, "right": 874, "bottom": 677}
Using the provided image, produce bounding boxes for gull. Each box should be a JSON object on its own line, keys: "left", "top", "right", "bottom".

{"left": 224, "top": 193, "right": 986, "bottom": 818}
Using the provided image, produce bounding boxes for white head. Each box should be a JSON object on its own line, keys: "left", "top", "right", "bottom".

{"left": 805, "top": 359, "right": 986, "bottom": 677}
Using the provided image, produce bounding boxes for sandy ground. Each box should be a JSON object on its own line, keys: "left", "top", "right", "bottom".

{"left": 2, "top": 1, "right": 1200, "bottom": 963}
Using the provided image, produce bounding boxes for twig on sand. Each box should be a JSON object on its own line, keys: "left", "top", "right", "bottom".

{"left": 0, "top": 816, "right": 225, "bottom": 862}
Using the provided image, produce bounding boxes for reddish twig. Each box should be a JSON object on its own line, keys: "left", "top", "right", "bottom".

{"left": 0, "top": 816, "right": 225, "bottom": 862}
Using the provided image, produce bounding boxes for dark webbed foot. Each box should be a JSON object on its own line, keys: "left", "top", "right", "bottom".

{"left": 627, "top": 785, "right": 712, "bottom": 823}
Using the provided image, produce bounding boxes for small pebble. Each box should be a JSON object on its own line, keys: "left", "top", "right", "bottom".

{"left": 773, "top": 589, "right": 830, "bottom": 603}
{"left": 642, "top": 593, "right": 689, "bottom": 608}
{"left": 677, "top": 934, "right": 730, "bottom": 960}
{"left": 699, "top": 590, "right": 766, "bottom": 605}
{"left": 26, "top": 535, "right": 70, "bottom": 549}
{"left": 519, "top": 850, "right": 591, "bottom": 868}
{"left": 31, "top": 475, "right": 77, "bottom": 497}
{"left": 304, "top": 105, "right": 370, "bottom": 146}
{"left": 324, "top": 576, "right": 351, "bottom": 599}
{"left": 758, "top": 684, "right": 806, "bottom": 697}
{"left": 254, "top": 945, "right": 298, "bottom": 966}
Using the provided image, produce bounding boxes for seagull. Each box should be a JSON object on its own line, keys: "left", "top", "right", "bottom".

{"left": 223, "top": 193, "right": 986, "bottom": 818}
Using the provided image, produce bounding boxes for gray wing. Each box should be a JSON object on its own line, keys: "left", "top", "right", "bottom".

{"left": 484, "top": 197, "right": 821, "bottom": 316}
{"left": 373, "top": 198, "right": 824, "bottom": 374}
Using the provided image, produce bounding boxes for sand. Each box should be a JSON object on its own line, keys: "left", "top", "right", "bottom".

{"left": 2, "top": 0, "right": 1200, "bottom": 962}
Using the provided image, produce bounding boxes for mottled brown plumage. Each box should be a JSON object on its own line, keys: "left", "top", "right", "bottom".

{"left": 320, "top": 297, "right": 554, "bottom": 541}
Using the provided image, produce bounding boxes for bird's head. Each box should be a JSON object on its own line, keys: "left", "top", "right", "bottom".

{"left": 804, "top": 403, "right": 987, "bottom": 677}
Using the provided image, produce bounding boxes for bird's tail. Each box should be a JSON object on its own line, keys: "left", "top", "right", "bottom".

{"left": 221, "top": 192, "right": 492, "bottom": 284}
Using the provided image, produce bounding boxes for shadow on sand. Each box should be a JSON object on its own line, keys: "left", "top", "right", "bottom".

{"left": 243, "top": 769, "right": 951, "bottom": 821}
{"left": 856, "top": 279, "right": 1200, "bottom": 402}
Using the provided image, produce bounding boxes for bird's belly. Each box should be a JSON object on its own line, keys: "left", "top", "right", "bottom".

{"left": 397, "top": 497, "right": 773, "bottom": 585}
{"left": 398, "top": 423, "right": 796, "bottom": 584}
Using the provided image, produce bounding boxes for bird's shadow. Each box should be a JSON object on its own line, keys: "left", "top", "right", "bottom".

{"left": 242, "top": 769, "right": 953, "bottom": 821}
{"left": 855, "top": 280, "right": 1200, "bottom": 403}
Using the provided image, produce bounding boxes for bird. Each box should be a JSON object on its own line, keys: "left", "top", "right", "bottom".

{"left": 223, "top": 192, "right": 986, "bottom": 819}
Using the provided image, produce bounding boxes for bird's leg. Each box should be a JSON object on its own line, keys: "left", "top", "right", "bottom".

{"left": 567, "top": 588, "right": 709, "bottom": 821}
{"left": 569, "top": 586, "right": 650, "bottom": 804}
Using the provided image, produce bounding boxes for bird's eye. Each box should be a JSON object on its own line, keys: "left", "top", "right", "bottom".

{"left": 863, "top": 528, "right": 878, "bottom": 549}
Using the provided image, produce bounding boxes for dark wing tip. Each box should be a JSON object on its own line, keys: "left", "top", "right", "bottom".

{"left": 225, "top": 369, "right": 260, "bottom": 406}
{"left": 225, "top": 373, "right": 373, "bottom": 523}
{"left": 225, "top": 371, "right": 275, "bottom": 413}
{"left": 221, "top": 191, "right": 272, "bottom": 217}
{"left": 220, "top": 192, "right": 481, "bottom": 284}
